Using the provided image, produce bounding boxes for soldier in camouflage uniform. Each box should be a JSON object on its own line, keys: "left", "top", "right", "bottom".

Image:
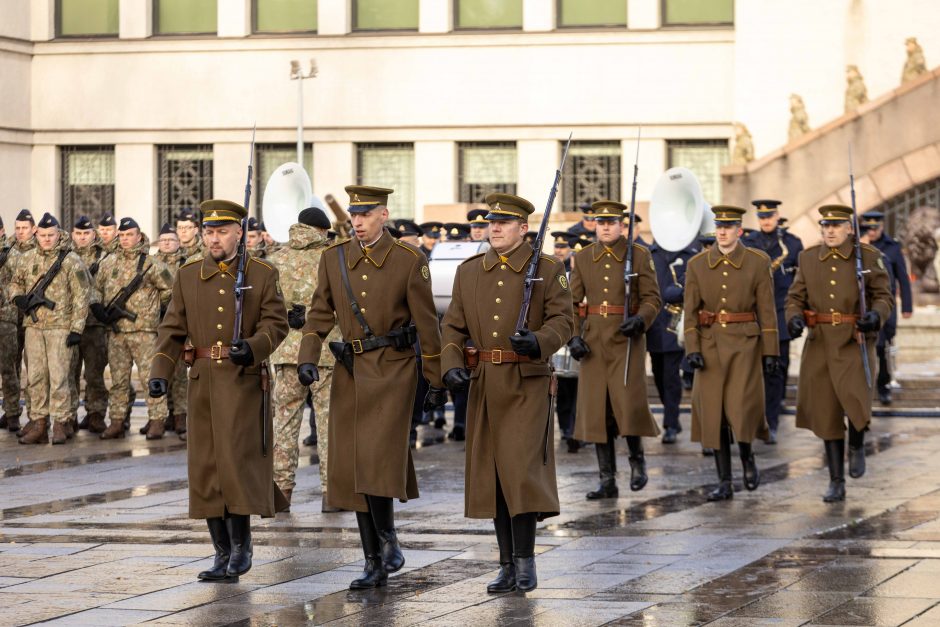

{"left": 10, "top": 214, "right": 91, "bottom": 445}
{"left": 93, "top": 218, "right": 174, "bottom": 440}
{"left": 246, "top": 217, "right": 267, "bottom": 259}
{"left": 261, "top": 222, "right": 282, "bottom": 256}
{"left": 268, "top": 208, "right": 339, "bottom": 510}
{"left": 96, "top": 213, "right": 119, "bottom": 253}
{"left": 154, "top": 223, "right": 188, "bottom": 439}
{"left": 0, "top": 218, "right": 22, "bottom": 433}
{"left": 69, "top": 215, "right": 109, "bottom": 433}
{"left": 176, "top": 208, "right": 207, "bottom": 262}
{"left": 12, "top": 209, "right": 37, "bottom": 429}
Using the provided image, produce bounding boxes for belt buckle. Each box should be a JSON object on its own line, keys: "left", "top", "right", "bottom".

{"left": 210, "top": 345, "right": 223, "bottom": 360}
{"left": 491, "top": 348, "right": 503, "bottom": 365}
{"left": 831, "top": 312, "right": 842, "bottom": 326}
{"left": 717, "top": 311, "right": 729, "bottom": 325}
{"left": 352, "top": 339, "right": 364, "bottom": 354}
{"left": 599, "top": 303, "right": 608, "bottom": 318}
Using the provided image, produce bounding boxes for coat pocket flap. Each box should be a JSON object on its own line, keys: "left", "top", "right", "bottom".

{"left": 519, "top": 362, "right": 551, "bottom": 378}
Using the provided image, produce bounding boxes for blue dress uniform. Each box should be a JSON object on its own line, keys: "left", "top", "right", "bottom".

{"left": 645, "top": 242, "right": 697, "bottom": 441}
{"left": 742, "top": 200, "right": 803, "bottom": 441}
{"left": 862, "top": 211, "right": 913, "bottom": 404}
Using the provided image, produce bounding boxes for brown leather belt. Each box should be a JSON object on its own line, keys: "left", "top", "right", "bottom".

{"left": 805, "top": 310, "right": 858, "bottom": 327}
{"left": 464, "top": 347, "right": 530, "bottom": 368}
{"left": 698, "top": 310, "right": 757, "bottom": 327}
{"left": 577, "top": 303, "right": 639, "bottom": 318}
{"left": 191, "top": 345, "right": 231, "bottom": 360}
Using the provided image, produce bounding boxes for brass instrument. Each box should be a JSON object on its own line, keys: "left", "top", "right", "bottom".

{"left": 770, "top": 226, "right": 790, "bottom": 272}
{"left": 665, "top": 257, "right": 685, "bottom": 336}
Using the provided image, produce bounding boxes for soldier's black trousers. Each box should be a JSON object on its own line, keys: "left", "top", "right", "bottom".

{"left": 763, "top": 341, "right": 790, "bottom": 430}
{"left": 876, "top": 346, "right": 891, "bottom": 395}
{"left": 650, "top": 350, "right": 683, "bottom": 431}
{"left": 494, "top": 473, "right": 536, "bottom": 559}
{"left": 452, "top": 388, "right": 467, "bottom": 430}
{"left": 555, "top": 377, "right": 578, "bottom": 438}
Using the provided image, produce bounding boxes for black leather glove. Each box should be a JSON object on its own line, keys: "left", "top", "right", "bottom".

{"left": 65, "top": 331, "right": 82, "bottom": 347}
{"left": 763, "top": 355, "right": 781, "bottom": 377}
{"left": 619, "top": 315, "right": 646, "bottom": 338}
{"left": 443, "top": 367, "right": 471, "bottom": 392}
{"left": 568, "top": 336, "right": 590, "bottom": 361}
{"left": 423, "top": 386, "right": 447, "bottom": 412}
{"left": 297, "top": 363, "right": 319, "bottom": 386}
{"left": 12, "top": 295, "right": 29, "bottom": 312}
{"left": 90, "top": 302, "right": 108, "bottom": 323}
{"left": 509, "top": 328, "right": 541, "bottom": 358}
{"left": 687, "top": 352, "right": 705, "bottom": 370}
{"left": 856, "top": 310, "right": 881, "bottom": 333}
{"left": 148, "top": 378, "right": 168, "bottom": 398}
{"left": 287, "top": 303, "right": 306, "bottom": 330}
{"left": 229, "top": 339, "right": 254, "bottom": 366}
{"left": 787, "top": 315, "right": 806, "bottom": 339}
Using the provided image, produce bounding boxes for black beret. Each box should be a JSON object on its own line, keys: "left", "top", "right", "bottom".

{"left": 176, "top": 209, "right": 197, "bottom": 224}
{"left": 16, "top": 209, "right": 34, "bottom": 223}
{"left": 386, "top": 225, "right": 402, "bottom": 239}
{"left": 98, "top": 213, "right": 116, "bottom": 227}
{"left": 247, "top": 217, "right": 261, "bottom": 232}
{"left": 299, "top": 207, "right": 331, "bottom": 229}
{"left": 37, "top": 212, "right": 59, "bottom": 229}
{"left": 118, "top": 217, "right": 139, "bottom": 231}
{"left": 260, "top": 221, "right": 268, "bottom": 231}
{"left": 73, "top": 215, "right": 93, "bottom": 230}
{"left": 159, "top": 222, "right": 176, "bottom": 236}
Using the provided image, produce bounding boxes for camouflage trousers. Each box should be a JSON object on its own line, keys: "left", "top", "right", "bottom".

{"left": 0, "top": 321, "right": 21, "bottom": 417}
{"left": 24, "top": 327, "right": 76, "bottom": 424}
{"left": 273, "top": 364, "right": 332, "bottom": 494}
{"left": 107, "top": 331, "right": 168, "bottom": 424}
{"left": 69, "top": 325, "right": 109, "bottom": 416}
{"left": 167, "top": 359, "right": 188, "bottom": 417}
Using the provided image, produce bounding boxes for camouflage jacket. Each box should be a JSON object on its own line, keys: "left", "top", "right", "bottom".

{"left": 73, "top": 237, "right": 107, "bottom": 328}
{"left": 268, "top": 224, "right": 338, "bottom": 367}
{"left": 9, "top": 233, "right": 91, "bottom": 333}
{"left": 180, "top": 236, "right": 207, "bottom": 264}
{"left": 155, "top": 250, "right": 185, "bottom": 306}
{"left": 96, "top": 234, "right": 174, "bottom": 333}
{"left": 0, "top": 242, "right": 20, "bottom": 325}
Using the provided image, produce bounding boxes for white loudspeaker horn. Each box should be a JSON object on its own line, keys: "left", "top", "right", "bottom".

{"left": 261, "top": 162, "right": 312, "bottom": 242}
{"left": 648, "top": 167, "right": 716, "bottom": 252}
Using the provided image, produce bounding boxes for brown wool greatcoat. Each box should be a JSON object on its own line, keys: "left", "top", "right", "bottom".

{"left": 683, "top": 242, "right": 779, "bottom": 448}
{"left": 151, "top": 255, "right": 289, "bottom": 518}
{"left": 570, "top": 239, "right": 662, "bottom": 443}
{"left": 297, "top": 230, "right": 442, "bottom": 513}
{"left": 785, "top": 239, "right": 893, "bottom": 439}
{"left": 441, "top": 243, "right": 574, "bottom": 520}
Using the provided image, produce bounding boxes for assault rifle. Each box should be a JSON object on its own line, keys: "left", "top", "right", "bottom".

{"left": 18, "top": 249, "right": 69, "bottom": 322}
{"left": 96, "top": 254, "right": 150, "bottom": 332}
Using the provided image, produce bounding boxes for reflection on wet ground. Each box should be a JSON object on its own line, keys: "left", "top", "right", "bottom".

{"left": 3, "top": 410, "right": 940, "bottom": 625}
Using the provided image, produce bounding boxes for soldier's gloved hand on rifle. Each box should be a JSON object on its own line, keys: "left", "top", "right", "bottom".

{"left": 148, "top": 378, "right": 168, "bottom": 398}
{"left": 687, "top": 352, "right": 705, "bottom": 370}
{"left": 856, "top": 310, "right": 881, "bottom": 333}
{"left": 12, "top": 295, "right": 29, "bottom": 312}
{"left": 287, "top": 303, "right": 306, "bottom": 330}
{"left": 90, "top": 302, "right": 109, "bottom": 323}
{"left": 787, "top": 315, "right": 806, "bottom": 339}
{"left": 762, "top": 355, "right": 781, "bottom": 377}
{"left": 65, "top": 332, "right": 82, "bottom": 347}
{"left": 423, "top": 386, "right": 447, "bottom": 412}
{"left": 229, "top": 339, "right": 254, "bottom": 366}
{"left": 509, "top": 328, "right": 541, "bottom": 358}
{"left": 297, "top": 363, "right": 319, "bottom": 386}
{"left": 619, "top": 315, "right": 646, "bottom": 338}
{"left": 443, "top": 367, "right": 470, "bottom": 392}
{"left": 567, "top": 336, "right": 590, "bottom": 361}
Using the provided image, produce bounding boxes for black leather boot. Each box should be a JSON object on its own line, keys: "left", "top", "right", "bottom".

{"left": 487, "top": 483, "right": 516, "bottom": 593}
{"left": 625, "top": 436, "right": 648, "bottom": 492}
{"left": 823, "top": 439, "right": 846, "bottom": 502}
{"left": 198, "top": 517, "right": 232, "bottom": 581}
{"left": 707, "top": 426, "right": 734, "bottom": 501}
{"left": 366, "top": 494, "right": 404, "bottom": 573}
{"left": 350, "top": 511, "right": 388, "bottom": 589}
{"left": 586, "top": 437, "right": 618, "bottom": 499}
{"left": 739, "top": 441, "right": 760, "bottom": 491}
{"left": 225, "top": 515, "right": 253, "bottom": 577}
{"left": 511, "top": 512, "right": 538, "bottom": 593}
{"left": 848, "top": 423, "right": 866, "bottom": 479}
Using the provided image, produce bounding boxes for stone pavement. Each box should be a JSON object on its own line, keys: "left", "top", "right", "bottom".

{"left": 3, "top": 405, "right": 940, "bottom": 626}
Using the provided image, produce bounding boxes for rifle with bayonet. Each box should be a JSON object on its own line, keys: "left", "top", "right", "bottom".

{"left": 849, "top": 146, "right": 873, "bottom": 389}
{"left": 623, "top": 128, "right": 641, "bottom": 385}
{"left": 15, "top": 249, "right": 69, "bottom": 322}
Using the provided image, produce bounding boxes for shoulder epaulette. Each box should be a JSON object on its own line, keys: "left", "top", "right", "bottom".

{"left": 539, "top": 254, "right": 558, "bottom": 265}
{"left": 575, "top": 242, "right": 598, "bottom": 257}
{"left": 746, "top": 248, "right": 771, "bottom": 261}
{"left": 394, "top": 240, "right": 420, "bottom": 257}
{"left": 325, "top": 239, "right": 347, "bottom": 251}
{"left": 689, "top": 249, "right": 709, "bottom": 263}
{"left": 460, "top": 252, "right": 486, "bottom": 266}
{"left": 248, "top": 256, "right": 275, "bottom": 271}
{"left": 861, "top": 243, "right": 881, "bottom": 254}
{"left": 181, "top": 256, "right": 203, "bottom": 269}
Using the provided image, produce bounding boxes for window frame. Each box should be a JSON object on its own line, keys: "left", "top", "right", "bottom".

{"left": 251, "top": 0, "right": 318, "bottom": 35}
{"left": 355, "top": 142, "right": 416, "bottom": 220}
{"left": 453, "top": 0, "right": 524, "bottom": 31}
{"left": 555, "top": 0, "right": 628, "bottom": 30}
{"left": 55, "top": 0, "right": 120, "bottom": 39}
{"left": 59, "top": 145, "right": 116, "bottom": 228}
{"left": 666, "top": 138, "right": 730, "bottom": 205}
{"left": 660, "top": 0, "right": 734, "bottom": 27}
{"left": 457, "top": 141, "right": 518, "bottom": 204}
{"left": 153, "top": 0, "right": 219, "bottom": 37}
{"left": 351, "top": 0, "right": 420, "bottom": 32}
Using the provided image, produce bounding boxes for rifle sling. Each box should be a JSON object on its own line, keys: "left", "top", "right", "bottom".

{"left": 108, "top": 253, "right": 149, "bottom": 307}
{"left": 336, "top": 244, "right": 375, "bottom": 338}
{"left": 27, "top": 249, "right": 69, "bottom": 297}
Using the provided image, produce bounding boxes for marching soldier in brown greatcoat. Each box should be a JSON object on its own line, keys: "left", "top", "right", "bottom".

{"left": 441, "top": 192, "right": 574, "bottom": 594}
{"left": 785, "top": 205, "right": 893, "bottom": 502}
{"left": 296, "top": 185, "right": 446, "bottom": 590}
{"left": 149, "top": 199, "right": 289, "bottom": 581}
{"left": 153, "top": 223, "right": 188, "bottom": 439}
{"left": 683, "top": 205, "right": 780, "bottom": 501}
{"left": 568, "top": 201, "right": 662, "bottom": 499}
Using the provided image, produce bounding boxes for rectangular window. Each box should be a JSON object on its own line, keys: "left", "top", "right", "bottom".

{"left": 157, "top": 145, "right": 214, "bottom": 227}
{"left": 561, "top": 141, "right": 621, "bottom": 213}
{"left": 255, "top": 143, "right": 314, "bottom": 217}
{"left": 353, "top": 0, "right": 419, "bottom": 31}
{"left": 60, "top": 146, "right": 115, "bottom": 228}
{"left": 456, "top": 0, "right": 523, "bottom": 29}
{"left": 155, "top": 0, "right": 217, "bottom": 35}
{"left": 57, "top": 0, "right": 119, "bottom": 37}
{"left": 558, "top": 0, "right": 626, "bottom": 28}
{"left": 458, "top": 142, "right": 517, "bottom": 203}
{"left": 357, "top": 143, "right": 415, "bottom": 220}
{"left": 254, "top": 0, "right": 317, "bottom": 33}
{"left": 667, "top": 139, "right": 729, "bottom": 204}
{"left": 662, "top": 0, "right": 733, "bottom": 26}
